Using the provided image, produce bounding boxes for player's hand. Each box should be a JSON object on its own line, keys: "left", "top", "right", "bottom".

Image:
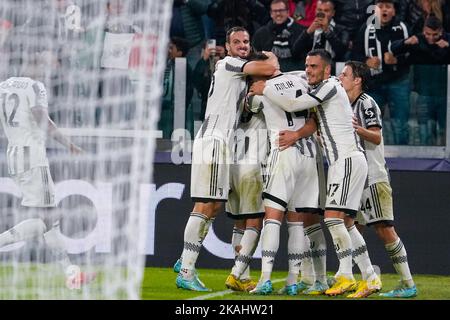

{"left": 277, "top": 130, "right": 300, "bottom": 151}
{"left": 249, "top": 80, "right": 266, "bottom": 96}
{"left": 70, "top": 143, "right": 84, "bottom": 155}
{"left": 352, "top": 116, "right": 362, "bottom": 134}
{"left": 404, "top": 35, "right": 419, "bottom": 45}
{"left": 384, "top": 52, "right": 397, "bottom": 65}
{"left": 262, "top": 51, "right": 280, "bottom": 70}
{"left": 366, "top": 57, "right": 381, "bottom": 69}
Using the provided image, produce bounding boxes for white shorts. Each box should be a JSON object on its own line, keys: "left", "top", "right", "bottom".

{"left": 325, "top": 153, "right": 368, "bottom": 216}
{"left": 356, "top": 181, "right": 394, "bottom": 226}
{"left": 190, "top": 136, "right": 231, "bottom": 202}
{"left": 11, "top": 166, "right": 56, "bottom": 207}
{"left": 226, "top": 163, "right": 265, "bottom": 219}
{"left": 263, "top": 147, "right": 320, "bottom": 213}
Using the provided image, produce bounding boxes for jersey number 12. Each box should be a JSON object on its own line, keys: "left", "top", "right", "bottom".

{"left": 1, "top": 93, "right": 20, "bottom": 127}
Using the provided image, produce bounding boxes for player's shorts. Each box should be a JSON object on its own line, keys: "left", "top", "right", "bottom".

{"left": 325, "top": 153, "right": 368, "bottom": 217}
{"left": 11, "top": 166, "right": 56, "bottom": 207}
{"left": 356, "top": 181, "right": 394, "bottom": 226}
{"left": 226, "top": 163, "right": 265, "bottom": 220}
{"left": 191, "top": 136, "right": 231, "bottom": 202}
{"left": 263, "top": 147, "right": 320, "bottom": 213}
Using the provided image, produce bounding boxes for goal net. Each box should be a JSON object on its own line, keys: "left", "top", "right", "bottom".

{"left": 0, "top": 0, "right": 171, "bottom": 299}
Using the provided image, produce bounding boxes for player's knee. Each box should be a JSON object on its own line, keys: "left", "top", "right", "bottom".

{"left": 374, "top": 223, "right": 396, "bottom": 242}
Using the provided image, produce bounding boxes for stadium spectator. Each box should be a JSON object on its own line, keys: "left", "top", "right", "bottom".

{"left": 352, "top": 0, "right": 411, "bottom": 145}
{"left": 159, "top": 37, "right": 194, "bottom": 139}
{"left": 339, "top": 61, "right": 417, "bottom": 298}
{"left": 193, "top": 40, "right": 226, "bottom": 121}
{"left": 392, "top": 15, "right": 450, "bottom": 145}
{"left": 397, "top": 0, "right": 447, "bottom": 36}
{"left": 292, "top": 0, "right": 349, "bottom": 70}
{"left": 252, "top": 0, "right": 305, "bottom": 71}
{"left": 170, "top": 0, "right": 210, "bottom": 69}
{"left": 288, "top": 0, "right": 318, "bottom": 28}
{"left": 332, "top": 0, "right": 373, "bottom": 56}
{"left": 207, "top": 0, "right": 270, "bottom": 46}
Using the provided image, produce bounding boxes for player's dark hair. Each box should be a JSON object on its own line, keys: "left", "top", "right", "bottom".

{"left": 307, "top": 49, "right": 333, "bottom": 66}
{"left": 226, "top": 26, "right": 249, "bottom": 44}
{"left": 246, "top": 51, "right": 269, "bottom": 61}
{"left": 344, "top": 60, "right": 371, "bottom": 91}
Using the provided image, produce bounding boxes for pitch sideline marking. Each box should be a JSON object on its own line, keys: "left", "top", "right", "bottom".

{"left": 188, "top": 278, "right": 286, "bottom": 300}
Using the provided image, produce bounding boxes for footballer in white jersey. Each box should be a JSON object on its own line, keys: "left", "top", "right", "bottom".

{"left": 190, "top": 55, "right": 248, "bottom": 202}
{"left": 226, "top": 110, "right": 267, "bottom": 218}
{"left": 352, "top": 92, "right": 393, "bottom": 226}
{"left": 252, "top": 70, "right": 367, "bottom": 215}
{"left": 178, "top": 27, "right": 279, "bottom": 292}
{"left": 339, "top": 60, "right": 415, "bottom": 298}
{"left": 0, "top": 77, "right": 53, "bottom": 206}
{"left": 249, "top": 72, "right": 320, "bottom": 213}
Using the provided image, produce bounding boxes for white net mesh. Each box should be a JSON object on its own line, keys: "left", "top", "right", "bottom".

{"left": 0, "top": 0, "right": 172, "bottom": 299}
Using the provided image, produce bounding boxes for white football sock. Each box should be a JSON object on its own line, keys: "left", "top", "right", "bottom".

{"left": 300, "top": 234, "right": 315, "bottom": 285}
{"left": 180, "top": 212, "right": 208, "bottom": 279}
{"left": 347, "top": 225, "right": 376, "bottom": 280}
{"left": 43, "top": 221, "right": 72, "bottom": 270}
{"left": 385, "top": 238, "right": 414, "bottom": 287}
{"left": 324, "top": 218, "right": 353, "bottom": 279}
{"left": 261, "top": 219, "right": 280, "bottom": 282}
{"left": 286, "top": 221, "right": 305, "bottom": 286}
{"left": 231, "top": 227, "right": 260, "bottom": 280}
{"left": 0, "top": 218, "right": 46, "bottom": 247}
{"left": 305, "top": 223, "right": 327, "bottom": 284}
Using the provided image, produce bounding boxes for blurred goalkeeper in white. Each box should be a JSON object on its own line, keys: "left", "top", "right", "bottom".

{"left": 0, "top": 48, "right": 95, "bottom": 288}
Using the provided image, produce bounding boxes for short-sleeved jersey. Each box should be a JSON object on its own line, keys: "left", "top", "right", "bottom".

{"left": 0, "top": 77, "right": 49, "bottom": 174}
{"left": 352, "top": 93, "right": 389, "bottom": 185}
{"left": 309, "top": 77, "right": 363, "bottom": 164}
{"left": 249, "top": 72, "right": 316, "bottom": 158}
{"left": 197, "top": 56, "right": 248, "bottom": 143}
{"left": 263, "top": 76, "right": 364, "bottom": 165}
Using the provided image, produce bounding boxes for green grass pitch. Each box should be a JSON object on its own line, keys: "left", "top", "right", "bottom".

{"left": 141, "top": 267, "right": 450, "bottom": 300}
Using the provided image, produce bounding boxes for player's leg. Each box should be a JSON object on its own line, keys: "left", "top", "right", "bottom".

{"left": 177, "top": 201, "right": 223, "bottom": 291}
{"left": 276, "top": 211, "right": 307, "bottom": 296}
{"left": 250, "top": 207, "right": 283, "bottom": 295}
{"left": 227, "top": 217, "right": 262, "bottom": 292}
{"left": 345, "top": 216, "right": 382, "bottom": 298}
{"left": 302, "top": 213, "right": 329, "bottom": 295}
{"left": 376, "top": 224, "right": 416, "bottom": 298}
{"left": 361, "top": 182, "right": 416, "bottom": 298}
{"left": 324, "top": 155, "right": 368, "bottom": 296}
{"left": 177, "top": 137, "right": 229, "bottom": 291}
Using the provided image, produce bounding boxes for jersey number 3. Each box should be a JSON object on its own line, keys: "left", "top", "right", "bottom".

{"left": 1, "top": 93, "right": 20, "bottom": 127}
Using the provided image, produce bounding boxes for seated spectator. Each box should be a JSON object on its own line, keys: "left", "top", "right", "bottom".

{"left": 392, "top": 15, "right": 449, "bottom": 145}
{"left": 288, "top": 0, "right": 317, "bottom": 28}
{"left": 352, "top": 0, "right": 411, "bottom": 145}
{"left": 159, "top": 37, "right": 194, "bottom": 139}
{"left": 292, "top": 0, "right": 348, "bottom": 69}
{"left": 253, "top": 0, "right": 305, "bottom": 71}
{"left": 193, "top": 40, "right": 226, "bottom": 122}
